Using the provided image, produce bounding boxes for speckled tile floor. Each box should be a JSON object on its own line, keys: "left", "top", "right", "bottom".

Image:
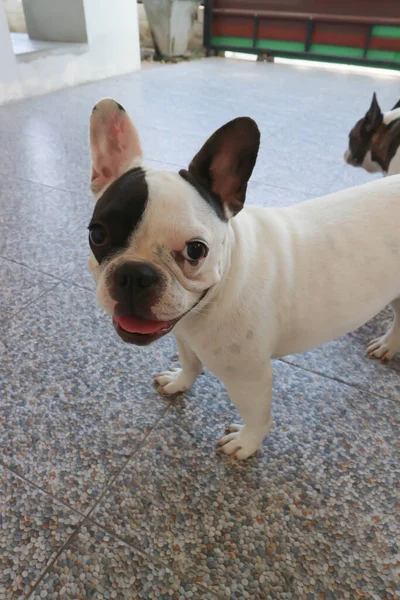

{"left": 0, "top": 57, "right": 399, "bottom": 600}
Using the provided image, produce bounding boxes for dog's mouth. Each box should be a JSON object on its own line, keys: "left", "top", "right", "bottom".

{"left": 113, "top": 314, "right": 177, "bottom": 346}
{"left": 112, "top": 289, "right": 210, "bottom": 346}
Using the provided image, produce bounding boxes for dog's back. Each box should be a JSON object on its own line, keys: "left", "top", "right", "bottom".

{"left": 240, "top": 175, "right": 400, "bottom": 357}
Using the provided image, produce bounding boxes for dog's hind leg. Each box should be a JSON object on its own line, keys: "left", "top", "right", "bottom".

{"left": 367, "top": 297, "right": 400, "bottom": 361}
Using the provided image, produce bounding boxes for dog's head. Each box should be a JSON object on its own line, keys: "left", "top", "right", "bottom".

{"left": 344, "top": 92, "right": 384, "bottom": 173}
{"left": 88, "top": 99, "right": 260, "bottom": 345}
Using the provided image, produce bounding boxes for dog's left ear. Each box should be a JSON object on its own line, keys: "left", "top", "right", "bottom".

{"left": 182, "top": 117, "right": 260, "bottom": 217}
{"left": 391, "top": 97, "right": 400, "bottom": 111}
{"left": 363, "top": 92, "right": 383, "bottom": 133}
{"left": 90, "top": 98, "right": 143, "bottom": 196}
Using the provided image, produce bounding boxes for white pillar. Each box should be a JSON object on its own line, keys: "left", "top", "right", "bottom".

{"left": 0, "top": 0, "right": 141, "bottom": 105}
{"left": 0, "top": 3, "right": 21, "bottom": 103}
{"left": 83, "top": 0, "right": 141, "bottom": 75}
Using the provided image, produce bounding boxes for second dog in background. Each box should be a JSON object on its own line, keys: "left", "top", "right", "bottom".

{"left": 344, "top": 93, "right": 400, "bottom": 176}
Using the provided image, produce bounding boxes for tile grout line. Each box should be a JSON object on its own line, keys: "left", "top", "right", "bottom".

{"left": 83, "top": 407, "right": 172, "bottom": 519}
{"left": 23, "top": 402, "right": 223, "bottom": 597}
{"left": 0, "top": 459, "right": 86, "bottom": 519}
{"left": 278, "top": 357, "right": 400, "bottom": 404}
{"left": 0, "top": 254, "right": 93, "bottom": 292}
{"left": 25, "top": 517, "right": 86, "bottom": 599}
{"left": 83, "top": 516, "right": 226, "bottom": 600}
{"left": 2, "top": 355, "right": 395, "bottom": 516}
{"left": 1, "top": 402, "right": 172, "bottom": 520}
{"left": 0, "top": 281, "right": 62, "bottom": 329}
{"left": 80, "top": 394, "right": 228, "bottom": 599}
{"left": 0, "top": 156, "right": 318, "bottom": 199}
{"left": 0, "top": 175, "right": 61, "bottom": 194}
{"left": 0, "top": 254, "right": 70, "bottom": 283}
{"left": 0, "top": 170, "right": 90, "bottom": 195}
{"left": 1, "top": 262, "right": 395, "bottom": 408}
{"left": 24, "top": 406, "right": 174, "bottom": 598}
{"left": 3, "top": 358, "right": 393, "bottom": 598}
{"left": 0, "top": 465, "right": 87, "bottom": 598}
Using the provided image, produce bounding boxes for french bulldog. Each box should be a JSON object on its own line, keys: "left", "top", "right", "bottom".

{"left": 88, "top": 98, "right": 400, "bottom": 460}
{"left": 344, "top": 92, "right": 400, "bottom": 175}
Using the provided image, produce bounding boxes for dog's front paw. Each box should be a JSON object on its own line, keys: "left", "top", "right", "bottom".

{"left": 154, "top": 368, "right": 192, "bottom": 395}
{"left": 216, "top": 424, "right": 261, "bottom": 460}
{"left": 367, "top": 333, "right": 400, "bottom": 361}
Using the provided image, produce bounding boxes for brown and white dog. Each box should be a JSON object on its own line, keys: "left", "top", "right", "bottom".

{"left": 344, "top": 93, "right": 400, "bottom": 175}
{"left": 88, "top": 99, "right": 400, "bottom": 460}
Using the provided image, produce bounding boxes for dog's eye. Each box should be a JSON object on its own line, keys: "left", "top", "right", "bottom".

{"left": 89, "top": 224, "right": 108, "bottom": 246}
{"left": 182, "top": 241, "right": 208, "bottom": 264}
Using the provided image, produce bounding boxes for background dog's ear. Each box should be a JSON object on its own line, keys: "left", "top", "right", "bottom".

{"left": 90, "top": 98, "right": 143, "bottom": 196}
{"left": 391, "top": 97, "right": 400, "bottom": 111}
{"left": 363, "top": 92, "right": 383, "bottom": 133}
{"left": 184, "top": 117, "right": 260, "bottom": 217}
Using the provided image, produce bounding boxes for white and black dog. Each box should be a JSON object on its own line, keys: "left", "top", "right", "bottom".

{"left": 344, "top": 92, "right": 400, "bottom": 175}
{"left": 89, "top": 98, "right": 400, "bottom": 460}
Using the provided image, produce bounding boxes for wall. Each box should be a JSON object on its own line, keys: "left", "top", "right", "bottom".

{"left": 0, "top": 0, "right": 141, "bottom": 105}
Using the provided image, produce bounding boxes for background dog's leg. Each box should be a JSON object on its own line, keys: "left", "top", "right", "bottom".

{"left": 154, "top": 338, "right": 203, "bottom": 394}
{"left": 367, "top": 297, "right": 400, "bottom": 361}
{"left": 217, "top": 362, "right": 273, "bottom": 460}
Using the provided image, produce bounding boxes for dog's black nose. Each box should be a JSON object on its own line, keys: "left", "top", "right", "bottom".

{"left": 115, "top": 262, "right": 160, "bottom": 292}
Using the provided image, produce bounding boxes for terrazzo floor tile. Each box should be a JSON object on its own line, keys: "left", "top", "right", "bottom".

{"left": 246, "top": 180, "right": 312, "bottom": 208}
{"left": 284, "top": 308, "right": 400, "bottom": 402}
{"left": 0, "top": 58, "right": 375, "bottom": 196}
{"left": 92, "top": 361, "right": 400, "bottom": 599}
{"left": 0, "top": 128, "right": 91, "bottom": 193}
{"left": 0, "top": 56, "right": 396, "bottom": 144}
{"left": 0, "top": 465, "right": 81, "bottom": 598}
{"left": 1, "top": 56, "right": 400, "bottom": 600}
{"left": 31, "top": 522, "right": 218, "bottom": 600}
{"left": 252, "top": 134, "right": 349, "bottom": 196}
{"left": 0, "top": 185, "right": 92, "bottom": 231}
{"left": 0, "top": 187, "right": 94, "bottom": 280}
{"left": 327, "top": 162, "right": 380, "bottom": 194}
{"left": 0, "top": 257, "right": 58, "bottom": 322}
{"left": 0, "top": 284, "right": 175, "bottom": 511}
{"left": 0, "top": 173, "right": 53, "bottom": 226}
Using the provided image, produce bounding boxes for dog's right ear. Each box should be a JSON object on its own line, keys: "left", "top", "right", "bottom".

{"left": 363, "top": 92, "right": 383, "bottom": 133}
{"left": 89, "top": 98, "right": 143, "bottom": 196}
{"left": 181, "top": 117, "right": 260, "bottom": 218}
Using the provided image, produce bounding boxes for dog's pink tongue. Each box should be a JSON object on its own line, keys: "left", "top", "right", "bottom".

{"left": 114, "top": 315, "right": 169, "bottom": 335}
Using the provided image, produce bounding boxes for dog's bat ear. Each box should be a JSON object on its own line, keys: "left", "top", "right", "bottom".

{"left": 391, "top": 97, "right": 400, "bottom": 111}
{"left": 363, "top": 92, "right": 383, "bottom": 133}
{"left": 89, "top": 98, "right": 143, "bottom": 197}
{"left": 185, "top": 117, "right": 260, "bottom": 217}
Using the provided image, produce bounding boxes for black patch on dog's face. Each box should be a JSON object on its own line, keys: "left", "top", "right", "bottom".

{"left": 348, "top": 118, "right": 373, "bottom": 165}
{"left": 88, "top": 167, "right": 148, "bottom": 264}
{"left": 348, "top": 116, "right": 400, "bottom": 172}
{"left": 178, "top": 169, "right": 227, "bottom": 222}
